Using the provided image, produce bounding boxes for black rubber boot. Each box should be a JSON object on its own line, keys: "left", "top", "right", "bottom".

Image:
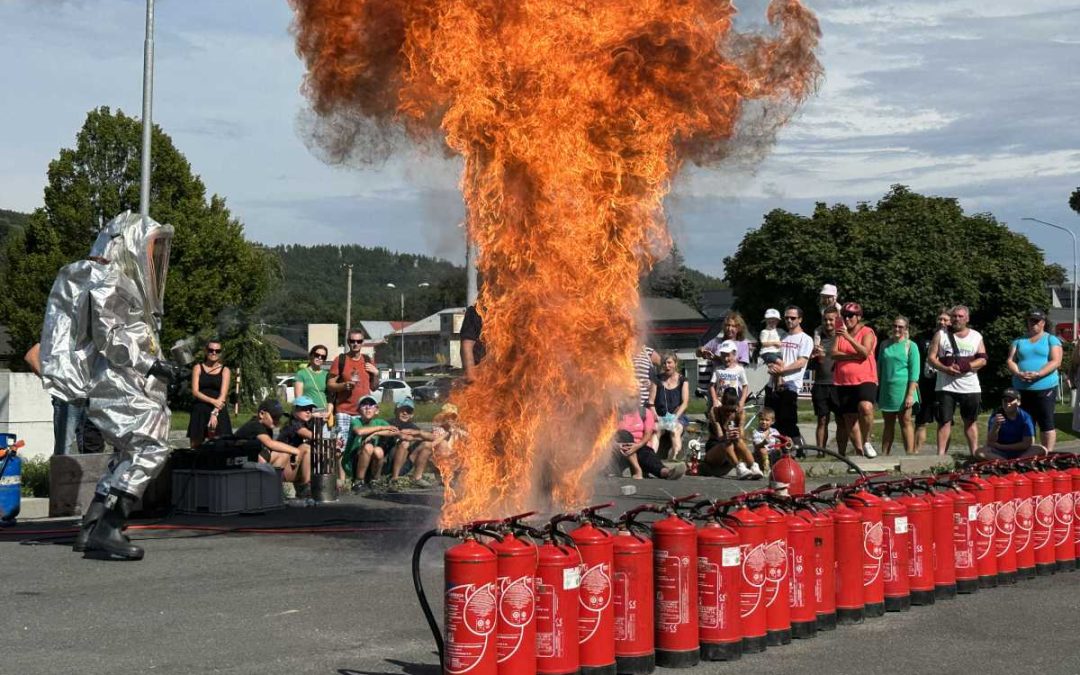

{"left": 84, "top": 491, "right": 144, "bottom": 561}
{"left": 72, "top": 494, "right": 107, "bottom": 553}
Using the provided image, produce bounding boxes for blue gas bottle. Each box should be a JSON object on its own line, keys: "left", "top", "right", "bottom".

{"left": 0, "top": 432, "right": 22, "bottom": 526}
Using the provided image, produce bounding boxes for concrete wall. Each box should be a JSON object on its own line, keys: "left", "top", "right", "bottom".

{"left": 0, "top": 372, "right": 53, "bottom": 460}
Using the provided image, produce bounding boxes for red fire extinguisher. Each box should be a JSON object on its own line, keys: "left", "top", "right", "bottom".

{"left": 727, "top": 502, "right": 769, "bottom": 652}
{"left": 612, "top": 507, "right": 655, "bottom": 675}
{"left": 897, "top": 491, "right": 935, "bottom": 606}
{"left": 947, "top": 481, "right": 979, "bottom": 594}
{"left": 876, "top": 493, "right": 911, "bottom": 613}
{"left": 925, "top": 481, "right": 957, "bottom": 599}
{"left": 488, "top": 514, "right": 539, "bottom": 675}
{"left": 1005, "top": 467, "right": 1036, "bottom": 580}
{"left": 988, "top": 473, "right": 1018, "bottom": 585}
{"left": 413, "top": 523, "right": 504, "bottom": 675}
{"left": 1068, "top": 461, "right": 1080, "bottom": 570}
{"left": 843, "top": 486, "right": 885, "bottom": 618}
{"left": 1029, "top": 467, "right": 1057, "bottom": 576}
{"left": 964, "top": 473, "right": 998, "bottom": 588}
{"left": 808, "top": 501, "right": 837, "bottom": 631}
{"left": 696, "top": 509, "right": 744, "bottom": 661}
{"left": 831, "top": 499, "right": 866, "bottom": 624}
{"left": 784, "top": 507, "right": 818, "bottom": 638}
{"left": 536, "top": 515, "right": 584, "bottom": 675}
{"left": 1048, "top": 465, "right": 1076, "bottom": 572}
{"left": 652, "top": 495, "right": 701, "bottom": 668}
{"left": 570, "top": 505, "right": 617, "bottom": 675}
{"left": 769, "top": 451, "right": 806, "bottom": 497}
{"left": 752, "top": 500, "right": 792, "bottom": 646}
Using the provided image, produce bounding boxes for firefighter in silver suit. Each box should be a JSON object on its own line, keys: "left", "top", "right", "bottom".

{"left": 39, "top": 211, "right": 179, "bottom": 560}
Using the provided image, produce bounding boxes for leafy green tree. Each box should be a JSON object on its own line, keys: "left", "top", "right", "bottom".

{"left": 723, "top": 185, "right": 1058, "bottom": 394}
{"left": 645, "top": 245, "right": 703, "bottom": 310}
{"left": 0, "top": 107, "right": 277, "bottom": 379}
{"left": 1070, "top": 187, "right": 1080, "bottom": 216}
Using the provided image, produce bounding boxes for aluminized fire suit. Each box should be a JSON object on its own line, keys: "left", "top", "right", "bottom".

{"left": 40, "top": 211, "right": 176, "bottom": 559}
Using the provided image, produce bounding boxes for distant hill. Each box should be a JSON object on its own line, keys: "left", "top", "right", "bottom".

{"left": 261, "top": 243, "right": 725, "bottom": 328}
{"left": 0, "top": 209, "right": 30, "bottom": 246}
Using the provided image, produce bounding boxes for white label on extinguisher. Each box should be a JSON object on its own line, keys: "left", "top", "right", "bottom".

{"left": 655, "top": 550, "right": 690, "bottom": 630}
{"left": 445, "top": 582, "right": 497, "bottom": 675}
{"left": 563, "top": 566, "right": 582, "bottom": 590}
{"left": 968, "top": 505, "right": 978, "bottom": 521}
{"left": 722, "top": 547, "right": 741, "bottom": 567}
{"left": 894, "top": 516, "right": 908, "bottom": 534}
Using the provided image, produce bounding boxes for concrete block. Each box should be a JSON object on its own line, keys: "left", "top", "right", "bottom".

{"left": 18, "top": 497, "right": 49, "bottom": 520}
{"left": 0, "top": 372, "right": 55, "bottom": 460}
{"left": 48, "top": 452, "right": 174, "bottom": 517}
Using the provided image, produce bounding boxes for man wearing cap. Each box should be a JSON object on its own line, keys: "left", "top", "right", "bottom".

{"left": 387, "top": 398, "right": 436, "bottom": 490}
{"left": 234, "top": 399, "right": 312, "bottom": 498}
{"left": 343, "top": 394, "right": 398, "bottom": 491}
{"left": 1005, "top": 309, "right": 1062, "bottom": 452}
{"left": 975, "top": 389, "right": 1042, "bottom": 459}
{"left": 928, "top": 305, "right": 987, "bottom": 456}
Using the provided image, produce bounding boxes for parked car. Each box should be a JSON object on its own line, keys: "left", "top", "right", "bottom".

{"left": 375, "top": 378, "right": 413, "bottom": 405}
{"left": 412, "top": 378, "right": 455, "bottom": 403}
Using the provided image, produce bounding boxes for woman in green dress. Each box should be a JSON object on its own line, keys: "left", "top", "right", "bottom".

{"left": 878, "top": 316, "right": 921, "bottom": 455}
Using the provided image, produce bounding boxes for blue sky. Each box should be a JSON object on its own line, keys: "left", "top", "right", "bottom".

{"left": 1, "top": 0, "right": 1078, "bottom": 277}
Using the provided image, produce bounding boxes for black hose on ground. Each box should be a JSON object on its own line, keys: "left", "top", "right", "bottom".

{"left": 412, "top": 529, "right": 446, "bottom": 669}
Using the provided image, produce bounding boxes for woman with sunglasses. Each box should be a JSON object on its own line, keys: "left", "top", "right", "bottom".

{"left": 1006, "top": 309, "right": 1062, "bottom": 452}
{"left": 294, "top": 344, "right": 332, "bottom": 418}
{"left": 877, "top": 316, "right": 920, "bottom": 455}
{"left": 186, "top": 339, "right": 232, "bottom": 448}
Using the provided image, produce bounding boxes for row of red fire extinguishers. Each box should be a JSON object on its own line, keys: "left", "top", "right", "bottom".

{"left": 411, "top": 452, "right": 1080, "bottom": 675}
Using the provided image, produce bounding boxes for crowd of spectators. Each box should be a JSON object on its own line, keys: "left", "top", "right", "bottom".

{"left": 686, "top": 284, "right": 1070, "bottom": 474}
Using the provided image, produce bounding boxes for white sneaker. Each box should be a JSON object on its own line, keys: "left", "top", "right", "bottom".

{"left": 750, "top": 463, "right": 765, "bottom": 478}
{"left": 735, "top": 463, "right": 753, "bottom": 479}
{"left": 863, "top": 442, "right": 877, "bottom": 459}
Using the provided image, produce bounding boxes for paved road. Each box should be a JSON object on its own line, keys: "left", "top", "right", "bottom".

{"left": 2, "top": 475, "right": 1078, "bottom": 674}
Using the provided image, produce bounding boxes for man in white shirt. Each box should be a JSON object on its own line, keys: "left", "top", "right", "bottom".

{"left": 764, "top": 305, "right": 815, "bottom": 452}
{"left": 927, "top": 305, "right": 987, "bottom": 456}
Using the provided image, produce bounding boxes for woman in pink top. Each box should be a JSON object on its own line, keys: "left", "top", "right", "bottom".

{"left": 831, "top": 302, "right": 879, "bottom": 457}
{"left": 615, "top": 401, "right": 686, "bottom": 480}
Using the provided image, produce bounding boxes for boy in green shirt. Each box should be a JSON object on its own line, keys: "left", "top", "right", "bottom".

{"left": 343, "top": 394, "right": 398, "bottom": 491}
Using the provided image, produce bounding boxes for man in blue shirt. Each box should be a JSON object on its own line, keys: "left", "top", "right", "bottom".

{"left": 975, "top": 388, "right": 1043, "bottom": 459}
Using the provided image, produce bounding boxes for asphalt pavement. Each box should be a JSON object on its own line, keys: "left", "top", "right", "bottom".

{"left": 2, "top": 474, "right": 1079, "bottom": 674}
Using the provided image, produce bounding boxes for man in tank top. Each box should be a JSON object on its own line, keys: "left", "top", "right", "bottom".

{"left": 927, "top": 305, "right": 987, "bottom": 457}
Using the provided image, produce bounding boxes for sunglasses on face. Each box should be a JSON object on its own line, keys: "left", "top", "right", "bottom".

{"left": 207, "top": 348, "right": 221, "bottom": 354}
{"left": 784, "top": 316, "right": 800, "bottom": 321}
{"left": 348, "top": 339, "right": 363, "bottom": 345}
{"left": 313, "top": 353, "right": 327, "bottom": 360}
{"left": 841, "top": 312, "right": 859, "bottom": 318}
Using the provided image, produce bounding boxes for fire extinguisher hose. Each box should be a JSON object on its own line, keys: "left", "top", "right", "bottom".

{"left": 412, "top": 529, "right": 447, "bottom": 669}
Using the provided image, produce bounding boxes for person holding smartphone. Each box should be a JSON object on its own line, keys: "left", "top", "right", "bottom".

{"left": 974, "top": 388, "right": 1043, "bottom": 459}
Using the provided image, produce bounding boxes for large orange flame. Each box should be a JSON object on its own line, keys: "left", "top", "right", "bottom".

{"left": 289, "top": 0, "right": 822, "bottom": 524}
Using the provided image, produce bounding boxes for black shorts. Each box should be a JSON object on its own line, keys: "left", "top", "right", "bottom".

{"left": 1019, "top": 388, "right": 1057, "bottom": 432}
{"left": 811, "top": 383, "right": 840, "bottom": 418}
{"left": 915, "top": 379, "right": 938, "bottom": 426}
{"left": 938, "top": 391, "right": 981, "bottom": 424}
{"left": 837, "top": 383, "right": 878, "bottom": 415}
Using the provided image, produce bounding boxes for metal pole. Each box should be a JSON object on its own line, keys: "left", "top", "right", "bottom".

{"left": 465, "top": 230, "right": 478, "bottom": 305}
{"left": 400, "top": 292, "right": 406, "bottom": 377}
{"left": 344, "top": 264, "right": 353, "bottom": 344}
{"left": 139, "top": 0, "right": 155, "bottom": 222}
{"left": 1022, "top": 217, "right": 1078, "bottom": 340}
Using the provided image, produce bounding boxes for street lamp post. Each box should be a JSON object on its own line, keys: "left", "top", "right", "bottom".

{"left": 386, "top": 282, "right": 430, "bottom": 377}
{"left": 1022, "top": 217, "right": 1077, "bottom": 342}
{"left": 139, "top": 0, "right": 155, "bottom": 223}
